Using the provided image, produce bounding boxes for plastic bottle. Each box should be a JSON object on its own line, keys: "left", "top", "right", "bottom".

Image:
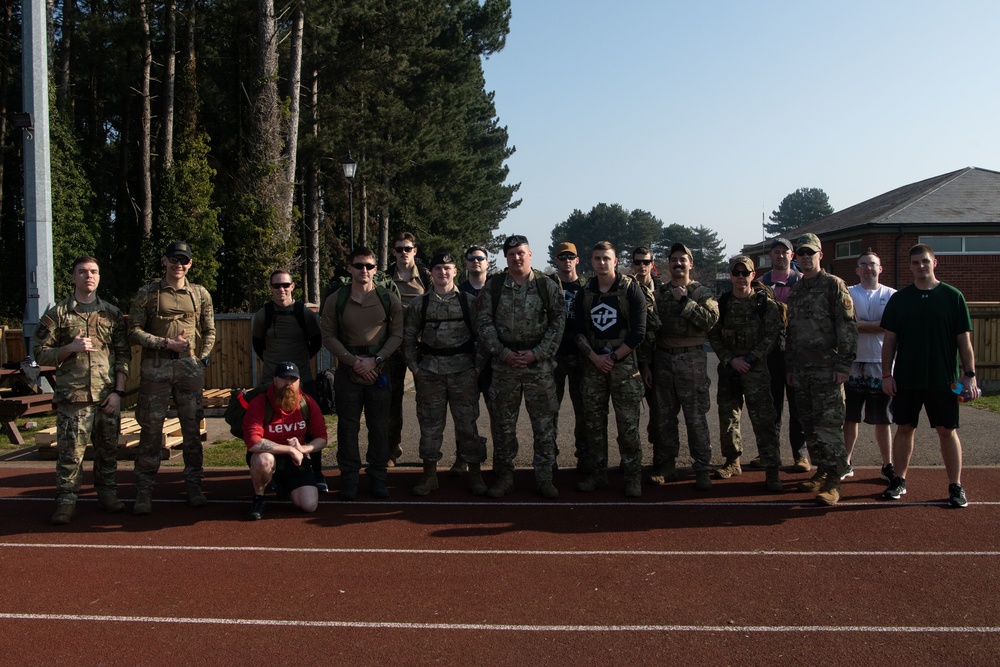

{"left": 950, "top": 380, "right": 964, "bottom": 395}
{"left": 958, "top": 386, "right": 981, "bottom": 403}
{"left": 376, "top": 373, "right": 388, "bottom": 389}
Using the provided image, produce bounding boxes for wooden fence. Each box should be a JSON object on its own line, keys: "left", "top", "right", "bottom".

{"left": 4, "top": 302, "right": 998, "bottom": 389}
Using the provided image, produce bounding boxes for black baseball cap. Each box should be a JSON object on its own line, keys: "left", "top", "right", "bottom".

{"left": 165, "top": 240, "right": 193, "bottom": 259}
{"left": 274, "top": 361, "right": 300, "bottom": 380}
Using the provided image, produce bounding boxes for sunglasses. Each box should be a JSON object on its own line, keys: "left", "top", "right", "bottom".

{"left": 467, "top": 255, "right": 487, "bottom": 262}
{"left": 394, "top": 246, "right": 415, "bottom": 253}
{"left": 795, "top": 248, "right": 817, "bottom": 257}
{"left": 632, "top": 259, "right": 653, "bottom": 266}
{"left": 167, "top": 256, "right": 191, "bottom": 266}
{"left": 352, "top": 262, "right": 377, "bottom": 271}
{"left": 731, "top": 270, "right": 751, "bottom": 277}
{"left": 271, "top": 282, "right": 292, "bottom": 289}
{"left": 556, "top": 253, "right": 577, "bottom": 261}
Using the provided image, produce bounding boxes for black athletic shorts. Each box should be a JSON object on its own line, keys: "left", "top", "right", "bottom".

{"left": 246, "top": 451, "right": 316, "bottom": 491}
{"left": 890, "top": 388, "right": 960, "bottom": 429}
{"left": 845, "top": 386, "right": 892, "bottom": 425}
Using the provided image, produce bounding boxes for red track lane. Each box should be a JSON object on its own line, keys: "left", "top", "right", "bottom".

{"left": 2, "top": 466, "right": 999, "bottom": 665}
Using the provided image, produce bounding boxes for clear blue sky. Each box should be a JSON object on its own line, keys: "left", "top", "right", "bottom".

{"left": 481, "top": 0, "right": 1000, "bottom": 266}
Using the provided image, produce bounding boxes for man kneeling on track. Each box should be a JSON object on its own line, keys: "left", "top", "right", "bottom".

{"left": 243, "top": 362, "right": 327, "bottom": 520}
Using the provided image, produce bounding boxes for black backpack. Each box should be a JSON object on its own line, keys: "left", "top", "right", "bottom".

{"left": 314, "top": 369, "right": 336, "bottom": 415}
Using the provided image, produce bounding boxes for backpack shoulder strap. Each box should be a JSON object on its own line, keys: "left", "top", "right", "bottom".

{"left": 718, "top": 291, "right": 732, "bottom": 323}
{"left": 293, "top": 300, "right": 307, "bottom": 334}
{"left": 263, "top": 301, "right": 276, "bottom": 332}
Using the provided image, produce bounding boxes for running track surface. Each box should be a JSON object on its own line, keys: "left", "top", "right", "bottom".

{"left": 2, "top": 465, "right": 998, "bottom": 666}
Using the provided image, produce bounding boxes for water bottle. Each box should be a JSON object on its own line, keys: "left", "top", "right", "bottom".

{"left": 950, "top": 381, "right": 964, "bottom": 395}
{"left": 951, "top": 380, "right": 980, "bottom": 403}
{"left": 376, "top": 373, "right": 388, "bottom": 388}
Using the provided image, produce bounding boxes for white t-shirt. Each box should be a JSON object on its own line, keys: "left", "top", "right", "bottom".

{"left": 849, "top": 283, "right": 897, "bottom": 362}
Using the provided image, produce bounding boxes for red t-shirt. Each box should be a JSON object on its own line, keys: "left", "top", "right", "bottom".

{"left": 242, "top": 384, "right": 327, "bottom": 450}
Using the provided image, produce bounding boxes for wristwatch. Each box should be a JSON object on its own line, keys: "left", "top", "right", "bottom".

{"left": 114, "top": 389, "right": 125, "bottom": 397}
{"left": 201, "top": 358, "right": 211, "bottom": 367}
{"left": 965, "top": 370, "right": 976, "bottom": 378}
{"left": 609, "top": 351, "right": 619, "bottom": 363}
{"left": 375, "top": 355, "right": 384, "bottom": 365}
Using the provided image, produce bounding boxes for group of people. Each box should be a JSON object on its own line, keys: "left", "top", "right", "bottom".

{"left": 34, "top": 232, "right": 978, "bottom": 525}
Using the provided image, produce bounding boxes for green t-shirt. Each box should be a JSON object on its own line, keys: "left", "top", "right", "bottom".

{"left": 880, "top": 282, "right": 971, "bottom": 391}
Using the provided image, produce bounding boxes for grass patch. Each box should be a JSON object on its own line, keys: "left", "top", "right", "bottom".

{"left": 969, "top": 391, "right": 1000, "bottom": 414}
{"left": 0, "top": 414, "right": 57, "bottom": 455}
{"left": 201, "top": 439, "right": 249, "bottom": 467}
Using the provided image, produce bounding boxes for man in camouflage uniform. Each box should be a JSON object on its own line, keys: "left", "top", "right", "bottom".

{"left": 631, "top": 246, "right": 662, "bottom": 459}
{"left": 574, "top": 241, "right": 647, "bottom": 497}
{"left": 34, "top": 256, "right": 131, "bottom": 525}
{"left": 645, "top": 242, "right": 719, "bottom": 490}
{"left": 708, "top": 256, "right": 783, "bottom": 492}
{"left": 403, "top": 252, "right": 486, "bottom": 496}
{"left": 129, "top": 241, "right": 216, "bottom": 514}
{"left": 785, "top": 233, "right": 857, "bottom": 506}
{"left": 552, "top": 241, "right": 588, "bottom": 471}
{"left": 475, "top": 235, "right": 565, "bottom": 498}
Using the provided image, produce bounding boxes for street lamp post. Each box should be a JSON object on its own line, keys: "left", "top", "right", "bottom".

{"left": 341, "top": 155, "right": 357, "bottom": 250}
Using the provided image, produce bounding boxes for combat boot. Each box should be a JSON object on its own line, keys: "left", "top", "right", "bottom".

{"left": 97, "top": 489, "right": 125, "bottom": 513}
{"left": 412, "top": 461, "right": 439, "bottom": 496}
{"left": 797, "top": 469, "right": 828, "bottom": 493}
{"left": 765, "top": 468, "right": 783, "bottom": 493}
{"left": 536, "top": 480, "right": 559, "bottom": 499}
{"left": 624, "top": 474, "right": 642, "bottom": 498}
{"left": 186, "top": 484, "right": 208, "bottom": 508}
{"left": 576, "top": 471, "right": 609, "bottom": 492}
{"left": 486, "top": 469, "right": 514, "bottom": 498}
{"left": 133, "top": 489, "right": 153, "bottom": 515}
{"left": 694, "top": 470, "right": 712, "bottom": 491}
{"left": 716, "top": 457, "right": 742, "bottom": 479}
{"left": 816, "top": 473, "right": 841, "bottom": 506}
{"left": 340, "top": 472, "right": 360, "bottom": 501}
{"left": 370, "top": 476, "right": 390, "bottom": 499}
{"left": 649, "top": 459, "right": 678, "bottom": 485}
{"left": 449, "top": 456, "right": 467, "bottom": 477}
{"left": 467, "top": 462, "right": 488, "bottom": 496}
{"left": 50, "top": 502, "right": 76, "bottom": 525}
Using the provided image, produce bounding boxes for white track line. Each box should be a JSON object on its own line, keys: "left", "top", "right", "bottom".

{"left": 2, "top": 496, "right": 996, "bottom": 507}
{"left": 2, "top": 542, "right": 999, "bottom": 557}
{"left": 0, "top": 612, "right": 997, "bottom": 633}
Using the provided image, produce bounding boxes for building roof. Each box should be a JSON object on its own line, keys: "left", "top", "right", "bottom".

{"left": 743, "top": 166, "right": 1000, "bottom": 254}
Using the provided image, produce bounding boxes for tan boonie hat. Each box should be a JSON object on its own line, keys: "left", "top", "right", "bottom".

{"left": 795, "top": 233, "right": 822, "bottom": 252}
{"left": 729, "top": 255, "right": 754, "bottom": 273}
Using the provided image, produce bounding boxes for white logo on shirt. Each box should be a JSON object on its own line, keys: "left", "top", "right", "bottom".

{"left": 591, "top": 303, "right": 618, "bottom": 331}
{"left": 268, "top": 421, "right": 306, "bottom": 434}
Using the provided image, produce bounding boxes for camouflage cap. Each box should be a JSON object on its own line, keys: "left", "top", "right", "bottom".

{"left": 795, "top": 233, "right": 822, "bottom": 252}
{"left": 669, "top": 242, "right": 693, "bottom": 260}
{"left": 274, "top": 361, "right": 300, "bottom": 380}
{"left": 429, "top": 252, "right": 456, "bottom": 269}
{"left": 729, "top": 255, "right": 754, "bottom": 273}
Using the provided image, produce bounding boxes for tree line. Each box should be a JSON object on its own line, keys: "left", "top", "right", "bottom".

{"left": 0, "top": 0, "right": 518, "bottom": 319}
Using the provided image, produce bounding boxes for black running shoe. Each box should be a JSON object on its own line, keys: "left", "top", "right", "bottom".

{"left": 948, "top": 483, "right": 968, "bottom": 508}
{"left": 880, "top": 463, "right": 895, "bottom": 482}
{"left": 246, "top": 495, "right": 266, "bottom": 521}
{"left": 881, "top": 476, "right": 906, "bottom": 500}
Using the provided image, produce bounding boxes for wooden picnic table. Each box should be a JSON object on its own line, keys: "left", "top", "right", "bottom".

{"left": 0, "top": 365, "right": 56, "bottom": 446}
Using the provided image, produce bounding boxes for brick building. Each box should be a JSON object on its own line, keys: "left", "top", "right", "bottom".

{"left": 742, "top": 167, "right": 1000, "bottom": 301}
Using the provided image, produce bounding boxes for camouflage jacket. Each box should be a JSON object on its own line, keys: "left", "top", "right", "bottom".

{"left": 474, "top": 271, "right": 565, "bottom": 373}
{"left": 709, "top": 288, "right": 783, "bottom": 367}
{"left": 33, "top": 294, "right": 131, "bottom": 404}
{"left": 129, "top": 278, "right": 216, "bottom": 360}
{"left": 654, "top": 281, "right": 719, "bottom": 348}
{"left": 785, "top": 272, "right": 858, "bottom": 374}
{"left": 402, "top": 289, "right": 476, "bottom": 375}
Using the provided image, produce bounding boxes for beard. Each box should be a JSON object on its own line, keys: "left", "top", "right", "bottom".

{"left": 276, "top": 384, "right": 301, "bottom": 412}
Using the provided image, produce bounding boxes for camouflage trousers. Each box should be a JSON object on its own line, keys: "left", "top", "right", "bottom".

{"left": 553, "top": 353, "right": 586, "bottom": 462}
{"left": 717, "top": 362, "right": 781, "bottom": 467}
{"left": 791, "top": 367, "right": 849, "bottom": 477}
{"left": 580, "top": 356, "right": 645, "bottom": 475}
{"left": 652, "top": 347, "right": 713, "bottom": 469}
{"left": 134, "top": 357, "right": 205, "bottom": 490}
{"left": 55, "top": 401, "right": 121, "bottom": 502}
{"left": 487, "top": 365, "right": 558, "bottom": 480}
{"left": 414, "top": 367, "right": 485, "bottom": 464}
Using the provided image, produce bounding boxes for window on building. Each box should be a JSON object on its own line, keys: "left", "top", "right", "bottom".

{"left": 918, "top": 235, "right": 1000, "bottom": 254}
{"left": 835, "top": 240, "right": 862, "bottom": 258}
